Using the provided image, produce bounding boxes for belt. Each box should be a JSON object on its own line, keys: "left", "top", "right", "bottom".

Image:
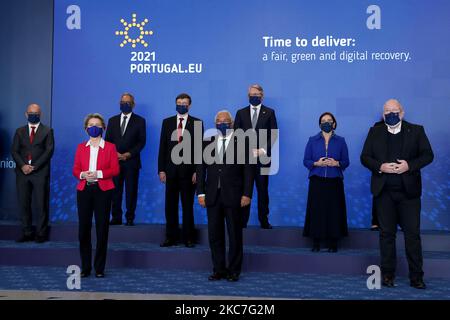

{"left": 86, "top": 181, "right": 98, "bottom": 186}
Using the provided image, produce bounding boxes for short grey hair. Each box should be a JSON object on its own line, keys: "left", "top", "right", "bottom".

{"left": 215, "top": 110, "right": 233, "bottom": 123}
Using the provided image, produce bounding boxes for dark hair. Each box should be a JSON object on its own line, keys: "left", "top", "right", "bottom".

{"left": 176, "top": 93, "right": 192, "bottom": 105}
{"left": 121, "top": 92, "right": 135, "bottom": 107}
{"left": 319, "top": 112, "right": 337, "bottom": 129}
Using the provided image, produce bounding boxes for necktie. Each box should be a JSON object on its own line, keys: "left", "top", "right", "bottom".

{"left": 28, "top": 126, "right": 36, "bottom": 162}
{"left": 177, "top": 118, "right": 184, "bottom": 143}
{"left": 120, "top": 116, "right": 127, "bottom": 136}
{"left": 251, "top": 107, "right": 258, "bottom": 129}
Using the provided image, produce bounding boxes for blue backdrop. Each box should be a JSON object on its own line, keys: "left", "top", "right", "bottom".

{"left": 50, "top": 0, "right": 450, "bottom": 230}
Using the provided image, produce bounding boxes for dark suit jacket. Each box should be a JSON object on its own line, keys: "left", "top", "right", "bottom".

{"left": 11, "top": 124, "right": 54, "bottom": 176}
{"left": 158, "top": 115, "right": 203, "bottom": 179}
{"left": 196, "top": 134, "right": 254, "bottom": 208}
{"left": 105, "top": 113, "right": 146, "bottom": 169}
{"left": 360, "top": 120, "right": 434, "bottom": 198}
{"left": 234, "top": 104, "right": 278, "bottom": 166}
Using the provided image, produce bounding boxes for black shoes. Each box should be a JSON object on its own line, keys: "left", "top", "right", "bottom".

{"left": 160, "top": 239, "right": 178, "bottom": 247}
{"left": 382, "top": 275, "right": 395, "bottom": 287}
{"left": 16, "top": 234, "right": 35, "bottom": 243}
{"left": 95, "top": 272, "right": 105, "bottom": 278}
{"left": 35, "top": 235, "right": 48, "bottom": 243}
{"left": 125, "top": 220, "right": 135, "bottom": 226}
{"left": 260, "top": 222, "right": 273, "bottom": 229}
{"left": 110, "top": 219, "right": 122, "bottom": 226}
{"left": 227, "top": 273, "right": 240, "bottom": 282}
{"left": 410, "top": 278, "right": 426, "bottom": 289}
{"left": 208, "top": 272, "right": 228, "bottom": 281}
{"left": 80, "top": 271, "right": 91, "bottom": 278}
{"left": 185, "top": 241, "right": 195, "bottom": 248}
{"left": 311, "top": 245, "right": 320, "bottom": 252}
{"left": 370, "top": 225, "right": 380, "bottom": 231}
{"left": 328, "top": 247, "right": 338, "bottom": 253}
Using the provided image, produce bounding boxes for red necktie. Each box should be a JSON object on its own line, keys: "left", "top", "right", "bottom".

{"left": 28, "top": 126, "right": 36, "bottom": 162}
{"left": 177, "top": 118, "right": 184, "bottom": 143}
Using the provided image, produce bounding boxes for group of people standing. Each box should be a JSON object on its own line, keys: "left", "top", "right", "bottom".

{"left": 11, "top": 85, "right": 433, "bottom": 288}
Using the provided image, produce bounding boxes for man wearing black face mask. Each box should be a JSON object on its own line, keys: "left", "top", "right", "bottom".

{"left": 234, "top": 84, "right": 278, "bottom": 229}
{"left": 105, "top": 93, "right": 146, "bottom": 226}
{"left": 11, "top": 103, "right": 54, "bottom": 243}
{"left": 158, "top": 93, "right": 203, "bottom": 248}
{"left": 361, "top": 99, "right": 434, "bottom": 289}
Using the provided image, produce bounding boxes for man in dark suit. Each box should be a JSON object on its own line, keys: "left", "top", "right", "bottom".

{"left": 11, "top": 103, "right": 54, "bottom": 243}
{"left": 234, "top": 84, "right": 278, "bottom": 229}
{"left": 105, "top": 93, "right": 146, "bottom": 226}
{"left": 197, "top": 110, "right": 253, "bottom": 282}
{"left": 361, "top": 99, "right": 434, "bottom": 289}
{"left": 158, "top": 93, "right": 203, "bottom": 248}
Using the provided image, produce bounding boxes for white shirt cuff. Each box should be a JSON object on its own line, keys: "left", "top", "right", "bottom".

{"left": 97, "top": 170, "right": 103, "bottom": 179}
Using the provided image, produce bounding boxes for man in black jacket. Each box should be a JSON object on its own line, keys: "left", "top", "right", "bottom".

{"left": 105, "top": 93, "right": 146, "bottom": 226}
{"left": 11, "top": 103, "right": 54, "bottom": 243}
{"left": 234, "top": 84, "right": 278, "bottom": 229}
{"left": 361, "top": 99, "right": 434, "bottom": 289}
{"left": 158, "top": 93, "right": 203, "bottom": 248}
{"left": 197, "top": 110, "right": 253, "bottom": 282}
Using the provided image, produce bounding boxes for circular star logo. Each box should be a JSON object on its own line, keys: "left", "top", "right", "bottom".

{"left": 115, "top": 13, "right": 154, "bottom": 48}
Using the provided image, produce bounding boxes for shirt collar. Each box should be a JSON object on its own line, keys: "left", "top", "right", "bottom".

{"left": 28, "top": 122, "right": 40, "bottom": 129}
{"left": 177, "top": 113, "right": 188, "bottom": 120}
{"left": 250, "top": 104, "right": 261, "bottom": 110}
{"left": 86, "top": 138, "right": 105, "bottom": 149}
{"left": 386, "top": 121, "right": 402, "bottom": 134}
{"left": 121, "top": 112, "right": 132, "bottom": 118}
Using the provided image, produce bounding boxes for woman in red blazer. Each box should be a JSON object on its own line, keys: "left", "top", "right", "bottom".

{"left": 73, "top": 113, "right": 119, "bottom": 278}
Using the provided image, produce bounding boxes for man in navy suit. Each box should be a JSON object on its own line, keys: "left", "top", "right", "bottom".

{"left": 234, "top": 84, "right": 278, "bottom": 229}
{"left": 105, "top": 93, "right": 146, "bottom": 226}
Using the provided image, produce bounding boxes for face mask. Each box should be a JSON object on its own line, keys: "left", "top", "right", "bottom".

{"left": 28, "top": 113, "right": 40, "bottom": 124}
{"left": 384, "top": 112, "right": 400, "bottom": 126}
{"left": 87, "top": 126, "right": 103, "bottom": 138}
{"left": 249, "top": 96, "right": 262, "bottom": 106}
{"left": 216, "top": 123, "right": 231, "bottom": 136}
{"left": 320, "top": 122, "right": 333, "bottom": 133}
{"left": 120, "top": 102, "right": 133, "bottom": 114}
{"left": 176, "top": 104, "right": 189, "bottom": 115}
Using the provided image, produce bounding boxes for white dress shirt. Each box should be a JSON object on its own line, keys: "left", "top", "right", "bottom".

{"left": 121, "top": 112, "right": 132, "bottom": 134}
{"left": 386, "top": 121, "right": 402, "bottom": 135}
{"left": 250, "top": 104, "right": 261, "bottom": 123}
{"left": 198, "top": 133, "right": 233, "bottom": 198}
{"left": 28, "top": 122, "right": 40, "bottom": 135}
{"left": 80, "top": 138, "right": 105, "bottom": 180}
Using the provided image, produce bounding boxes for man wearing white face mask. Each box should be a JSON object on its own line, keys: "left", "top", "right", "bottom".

{"left": 361, "top": 99, "right": 434, "bottom": 289}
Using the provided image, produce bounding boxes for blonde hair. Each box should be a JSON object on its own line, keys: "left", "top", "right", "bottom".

{"left": 84, "top": 113, "right": 106, "bottom": 129}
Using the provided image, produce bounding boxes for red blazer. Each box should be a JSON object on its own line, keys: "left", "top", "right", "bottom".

{"left": 72, "top": 140, "right": 120, "bottom": 191}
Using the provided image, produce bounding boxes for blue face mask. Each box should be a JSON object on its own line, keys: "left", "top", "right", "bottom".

{"left": 27, "top": 113, "right": 40, "bottom": 124}
{"left": 120, "top": 102, "right": 133, "bottom": 114}
{"left": 87, "top": 126, "right": 103, "bottom": 138}
{"left": 216, "top": 123, "right": 231, "bottom": 136}
{"left": 176, "top": 104, "right": 189, "bottom": 115}
{"left": 385, "top": 112, "right": 400, "bottom": 126}
{"left": 320, "top": 122, "right": 333, "bottom": 133}
{"left": 249, "top": 96, "right": 262, "bottom": 106}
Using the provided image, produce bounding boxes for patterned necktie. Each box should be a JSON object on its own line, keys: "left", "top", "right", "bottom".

{"left": 177, "top": 118, "right": 184, "bottom": 143}
{"left": 251, "top": 107, "right": 258, "bottom": 129}
{"left": 120, "top": 115, "right": 128, "bottom": 136}
{"left": 28, "top": 126, "right": 36, "bottom": 162}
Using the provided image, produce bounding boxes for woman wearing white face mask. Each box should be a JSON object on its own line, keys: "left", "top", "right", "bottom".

{"left": 72, "top": 113, "right": 120, "bottom": 278}
{"left": 302, "top": 112, "right": 350, "bottom": 253}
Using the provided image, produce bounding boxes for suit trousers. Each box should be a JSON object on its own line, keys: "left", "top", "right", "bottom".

{"left": 77, "top": 184, "right": 112, "bottom": 274}
{"left": 374, "top": 188, "right": 423, "bottom": 280}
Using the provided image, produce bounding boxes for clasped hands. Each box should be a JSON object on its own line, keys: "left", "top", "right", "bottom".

{"left": 117, "top": 152, "right": 131, "bottom": 161}
{"left": 80, "top": 171, "right": 98, "bottom": 182}
{"left": 197, "top": 195, "right": 251, "bottom": 208}
{"left": 314, "top": 157, "right": 339, "bottom": 167}
{"left": 380, "top": 159, "right": 409, "bottom": 174}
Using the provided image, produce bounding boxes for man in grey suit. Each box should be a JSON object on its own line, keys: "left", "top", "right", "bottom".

{"left": 11, "top": 103, "right": 54, "bottom": 243}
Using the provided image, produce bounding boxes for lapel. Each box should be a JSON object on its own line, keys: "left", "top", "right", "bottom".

{"left": 183, "top": 115, "right": 193, "bottom": 137}
{"left": 32, "top": 124, "right": 45, "bottom": 144}
{"left": 244, "top": 106, "right": 253, "bottom": 128}
{"left": 400, "top": 121, "right": 410, "bottom": 158}
{"left": 380, "top": 125, "right": 389, "bottom": 161}
{"left": 255, "top": 105, "right": 268, "bottom": 129}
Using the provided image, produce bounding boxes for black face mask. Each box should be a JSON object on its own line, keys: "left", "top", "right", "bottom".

{"left": 320, "top": 122, "right": 333, "bottom": 133}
